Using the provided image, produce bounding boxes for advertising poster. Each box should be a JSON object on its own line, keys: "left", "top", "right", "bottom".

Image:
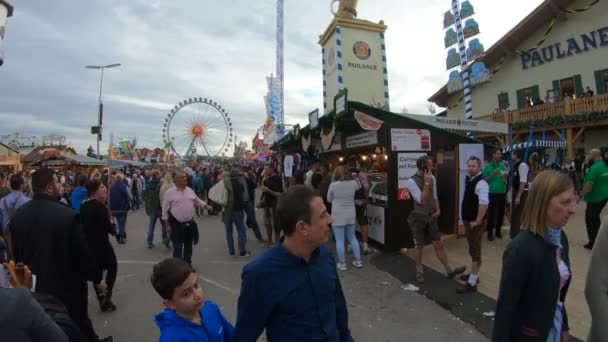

{"left": 355, "top": 204, "right": 385, "bottom": 244}
{"left": 346, "top": 131, "right": 378, "bottom": 149}
{"left": 398, "top": 153, "right": 426, "bottom": 201}
{"left": 391, "top": 129, "right": 431, "bottom": 151}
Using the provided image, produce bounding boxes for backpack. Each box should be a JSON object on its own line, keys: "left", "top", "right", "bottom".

{"left": 208, "top": 180, "right": 228, "bottom": 206}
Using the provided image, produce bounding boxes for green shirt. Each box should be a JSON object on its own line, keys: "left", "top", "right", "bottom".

{"left": 583, "top": 160, "right": 608, "bottom": 203}
{"left": 483, "top": 161, "right": 507, "bottom": 194}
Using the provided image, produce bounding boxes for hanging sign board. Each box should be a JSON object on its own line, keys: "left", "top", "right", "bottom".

{"left": 354, "top": 110, "right": 384, "bottom": 131}
{"left": 346, "top": 131, "right": 378, "bottom": 149}
{"left": 398, "top": 153, "right": 426, "bottom": 201}
{"left": 391, "top": 129, "right": 431, "bottom": 151}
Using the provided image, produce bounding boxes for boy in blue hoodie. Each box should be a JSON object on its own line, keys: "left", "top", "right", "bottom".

{"left": 151, "top": 258, "right": 235, "bottom": 342}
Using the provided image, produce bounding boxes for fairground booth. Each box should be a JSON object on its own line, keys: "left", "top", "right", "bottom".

{"left": 0, "top": 143, "right": 21, "bottom": 173}
{"left": 273, "top": 90, "right": 507, "bottom": 251}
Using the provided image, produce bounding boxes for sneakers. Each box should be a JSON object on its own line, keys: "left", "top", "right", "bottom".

{"left": 147, "top": 242, "right": 154, "bottom": 249}
{"left": 239, "top": 251, "right": 251, "bottom": 258}
{"left": 459, "top": 274, "right": 481, "bottom": 283}
{"left": 362, "top": 243, "right": 371, "bottom": 254}
{"left": 456, "top": 283, "right": 478, "bottom": 294}
{"left": 495, "top": 230, "right": 503, "bottom": 239}
{"left": 162, "top": 239, "right": 171, "bottom": 249}
{"left": 447, "top": 266, "right": 467, "bottom": 279}
{"left": 352, "top": 260, "right": 363, "bottom": 268}
{"left": 337, "top": 263, "right": 347, "bottom": 271}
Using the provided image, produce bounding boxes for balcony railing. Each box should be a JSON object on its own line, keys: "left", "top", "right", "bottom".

{"left": 478, "top": 93, "right": 608, "bottom": 125}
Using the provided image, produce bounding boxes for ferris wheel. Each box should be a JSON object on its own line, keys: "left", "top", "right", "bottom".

{"left": 162, "top": 97, "right": 233, "bottom": 159}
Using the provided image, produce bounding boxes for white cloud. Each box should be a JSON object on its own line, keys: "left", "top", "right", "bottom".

{"left": 0, "top": 0, "right": 544, "bottom": 153}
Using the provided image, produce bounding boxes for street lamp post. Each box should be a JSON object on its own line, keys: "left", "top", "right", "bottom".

{"left": 85, "top": 63, "right": 120, "bottom": 159}
{"left": 0, "top": 0, "right": 15, "bottom": 67}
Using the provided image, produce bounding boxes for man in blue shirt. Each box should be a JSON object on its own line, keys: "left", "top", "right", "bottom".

{"left": 235, "top": 185, "right": 353, "bottom": 342}
{"left": 1, "top": 174, "right": 30, "bottom": 233}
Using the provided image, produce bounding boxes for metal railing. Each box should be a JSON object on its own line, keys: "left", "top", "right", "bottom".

{"left": 478, "top": 93, "right": 608, "bottom": 125}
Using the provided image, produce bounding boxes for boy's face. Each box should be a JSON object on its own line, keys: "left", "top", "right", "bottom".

{"left": 164, "top": 273, "right": 205, "bottom": 317}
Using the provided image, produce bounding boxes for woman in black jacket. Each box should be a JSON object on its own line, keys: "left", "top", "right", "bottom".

{"left": 80, "top": 179, "right": 118, "bottom": 313}
{"left": 493, "top": 170, "right": 575, "bottom": 342}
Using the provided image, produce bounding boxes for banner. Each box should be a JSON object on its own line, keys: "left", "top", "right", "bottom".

{"left": 346, "top": 131, "right": 378, "bottom": 149}
{"left": 391, "top": 129, "right": 431, "bottom": 151}
{"left": 354, "top": 110, "right": 384, "bottom": 131}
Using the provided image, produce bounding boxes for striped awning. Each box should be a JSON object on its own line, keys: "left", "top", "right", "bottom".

{"left": 502, "top": 140, "right": 565, "bottom": 152}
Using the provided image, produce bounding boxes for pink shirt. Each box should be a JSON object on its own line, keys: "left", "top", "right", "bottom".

{"left": 161, "top": 186, "right": 206, "bottom": 223}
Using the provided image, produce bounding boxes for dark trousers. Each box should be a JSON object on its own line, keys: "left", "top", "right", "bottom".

{"left": 487, "top": 193, "right": 506, "bottom": 234}
{"left": 585, "top": 198, "right": 608, "bottom": 247}
{"left": 132, "top": 192, "right": 140, "bottom": 210}
{"left": 173, "top": 237, "right": 193, "bottom": 264}
{"left": 510, "top": 191, "right": 528, "bottom": 239}
{"left": 244, "top": 201, "right": 263, "bottom": 241}
{"left": 69, "top": 286, "right": 99, "bottom": 342}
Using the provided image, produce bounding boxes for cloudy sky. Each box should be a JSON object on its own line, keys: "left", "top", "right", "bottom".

{"left": 0, "top": 0, "right": 544, "bottom": 154}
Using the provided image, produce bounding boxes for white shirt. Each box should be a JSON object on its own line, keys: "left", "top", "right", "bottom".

{"left": 304, "top": 170, "right": 314, "bottom": 188}
{"left": 283, "top": 155, "right": 294, "bottom": 178}
{"left": 470, "top": 173, "right": 490, "bottom": 205}
{"left": 405, "top": 176, "right": 438, "bottom": 204}
{"left": 327, "top": 180, "right": 360, "bottom": 226}
{"left": 518, "top": 162, "right": 530, "bottom": 184}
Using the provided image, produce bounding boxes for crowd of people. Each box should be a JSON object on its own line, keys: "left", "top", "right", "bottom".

{"left": 0, "top": 143, "right": 607, "bottom": 342}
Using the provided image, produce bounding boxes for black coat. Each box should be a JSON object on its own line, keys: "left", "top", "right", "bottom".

{"left": 80, "top": 199, "right": 116, "bottom": 268}
{"left": 493, "top": 230, "right": 571, "bottom": 342}
{"left": 9, "top": 194, "right": 102, "bottom": 315}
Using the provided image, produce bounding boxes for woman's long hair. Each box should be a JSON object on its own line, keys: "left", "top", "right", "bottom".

{"left": 521, "top": 170, "right": 573, "bottom": 234}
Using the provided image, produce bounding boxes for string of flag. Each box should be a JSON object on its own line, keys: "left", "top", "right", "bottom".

{"left": 513, "top": 17, "right": 556, "bottom": 55}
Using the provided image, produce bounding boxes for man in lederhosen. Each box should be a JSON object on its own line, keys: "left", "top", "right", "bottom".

{"left": 510, "top": 149, "right": 529, "bottom": 239}
{"left": 458, "top": 156, "right": 489, "bottom": 294}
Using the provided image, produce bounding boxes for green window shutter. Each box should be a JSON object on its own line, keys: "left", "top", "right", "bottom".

{"left": 595, "top": 70, "right": 607, "bottom": 94}
{"left": 574, "top": 74, "right": 583, "bottom": 97}
{"left": 532, "top": 85, "right": 540, "bottom": 101}
{"left": 516, "top": 89, "right": 525, "bottom": 109}
{"left": 553, "top": 80, "right": 561, "bottom": 96}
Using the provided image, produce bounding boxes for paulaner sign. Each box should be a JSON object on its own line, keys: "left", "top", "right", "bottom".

{"left": 521, "top": 26, "right": 608, "bottom": 70}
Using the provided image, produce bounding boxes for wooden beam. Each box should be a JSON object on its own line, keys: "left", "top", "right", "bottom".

{"left": 573, "top": 127, "right": 586, "bottom": 144}
{"left": 550, "top": 129, "right": 561, "bottom": 138}
{"left": 566, "top": 128, "right": 574, "bottom": 161}
{"left": 495, "top": 136, "right": 504, "bottom": 146}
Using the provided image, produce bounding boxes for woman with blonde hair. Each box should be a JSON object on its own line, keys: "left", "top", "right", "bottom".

{"left": 327, "top": 165, "right": 362, "bottom": 271}
{"left": 493, "top": 170, "right": 574, "bottom": 342}
{"left": 159, "top": 171, "right": 174, "bottom": 205}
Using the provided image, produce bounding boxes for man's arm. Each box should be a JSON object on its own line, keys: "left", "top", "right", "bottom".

{"left": 580, "top": 166, "right": 596, "bottom": 198}
{"left": 161, "top": 189, "right": 171, "bottom": 221}
{"left": 585, "top": 222, "right": 608, "bottom": 339}
{"left": 474, "top": 180, "right": 490, "bottom": 226}
{"left": 235, "top": 269, "right": 272, "bottom": 342}
{"left": 515, "top": 163, "right": 528, "bottom": 205}
{"left": 335, "top": 274, "right": 354, "bottom": 342}
{"left": 405, "top": 179, "right": 422, "bottom": 204}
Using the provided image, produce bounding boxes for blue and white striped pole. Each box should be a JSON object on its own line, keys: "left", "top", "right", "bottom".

{"left": 452, "top": 0, "right": 472, "bottom": 122}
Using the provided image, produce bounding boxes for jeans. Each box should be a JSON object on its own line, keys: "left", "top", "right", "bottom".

{"left": 173, "top": 237, "right": 193, "bottom": 264}
{"left": 147, "top": 214, "right": 167, "bottom": 244}
{"left": 244, "top": 201, "right": 263, "bottom": 241}
{"left": 224, "top": 210, "right": 247, "bottom": 255}
{"left": 114, "top": 212, "right": 128, "bottom": 238}
{"left": 333, "top": 224, "right": 361, "bottom": 265}
{"left": 585, "top": 198, "right": 608, "bottom": 247}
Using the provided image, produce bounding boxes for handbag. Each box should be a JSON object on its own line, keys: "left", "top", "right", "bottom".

{"left": 208, "top": 180, "right": 228, "bottom": 206}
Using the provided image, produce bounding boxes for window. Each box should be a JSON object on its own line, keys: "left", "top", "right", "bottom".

{"left": 595, "top": 68, "right": 608, "bottom": 94}
{"left": 497, "top": 92, "right": 510, "bottom": 110}
{"left": 560, "top": 77, "right": 575, "bottom": 98}
{"left": 554, "top": 75, "right": 583, "bottom": 99}
{"left": 516, "top": 85, "right": 539, "bottom": 109}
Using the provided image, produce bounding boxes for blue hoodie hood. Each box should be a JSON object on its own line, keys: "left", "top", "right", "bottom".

{"left": 69, "top": 187, "right": 88, "bottom": 214}
{"left": 154, "top": 301, "right": 234, "bottom": 342}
